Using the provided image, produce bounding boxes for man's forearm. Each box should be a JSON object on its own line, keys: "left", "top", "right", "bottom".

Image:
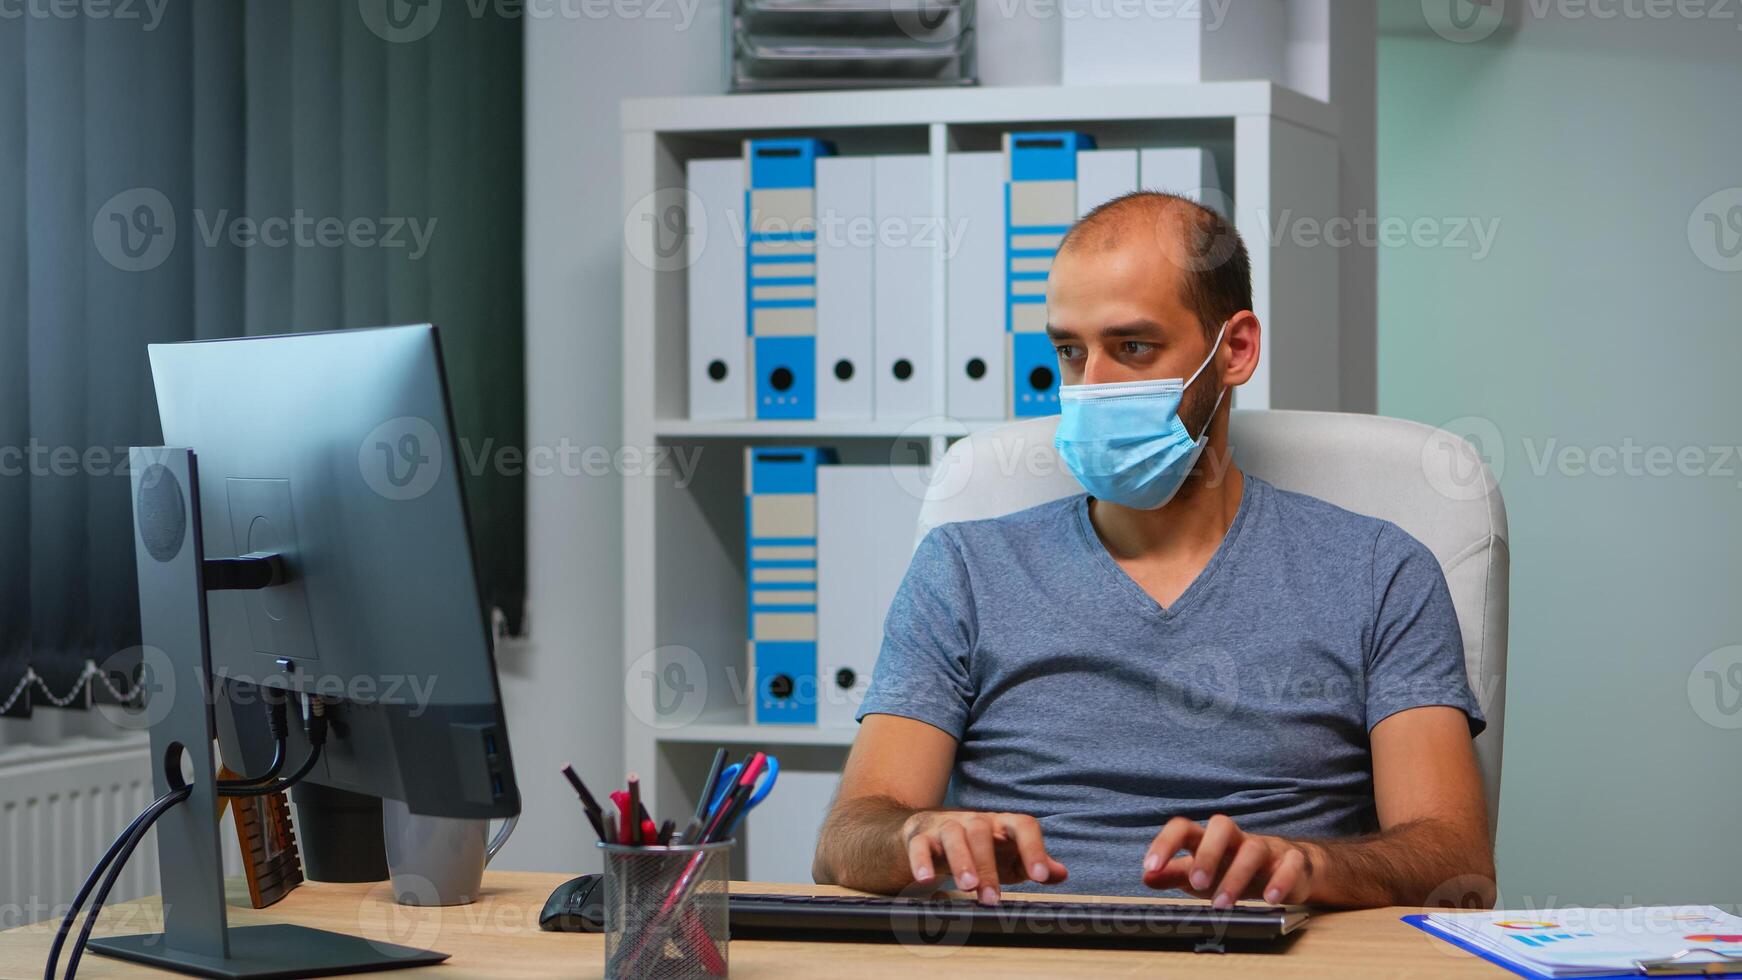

{"left": 1296, "top": 817, "right": 1495, "bottom": 908}
{"left": 813, "top": 795, "right": 920, "bottom": 893}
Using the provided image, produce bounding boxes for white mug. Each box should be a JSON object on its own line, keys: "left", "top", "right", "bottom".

{"left": 382, "top": 798, "right": 516, "bottom": 906}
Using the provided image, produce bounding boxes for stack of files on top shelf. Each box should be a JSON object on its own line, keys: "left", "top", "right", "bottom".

{"left": 1413, "top": 906, "right": 1742, "bottom": 978}
{"left": 944, "top": 136, "right": 1224, "bottom": 421}
{"left": 730, "top": 0, "right": 976, "bottom": 92}
{"left": 686, "top": 132, "right": 1222, "bottom": 425}
{"left": 745, "top": 447, "right": 925, "bottom": 726}
{"left": 688, "top": 139, "right": 934, "bottom": 423}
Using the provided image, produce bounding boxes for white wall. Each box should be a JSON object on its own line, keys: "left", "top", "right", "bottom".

{"left": 501, "top": 12, "right": 727, "bottom": 873}
{"left": 1379, "top": 8, "right": 1742, "bottom": 905}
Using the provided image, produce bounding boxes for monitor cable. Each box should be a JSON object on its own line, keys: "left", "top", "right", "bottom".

{"left": 214, "top": 690, "right": 291, "bottom": 790}
{"left": 47, "top": 695, "right": 328, "bottom": 979}
{"left": 44, "top": 785, "right": 190, "bottom": 980}
{"left": 219, "top": 696, "right": 326, "bottom": 798}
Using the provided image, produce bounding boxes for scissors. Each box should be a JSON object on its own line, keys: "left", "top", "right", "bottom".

{"left": 707, "top": 754, "right": 778, "bottom": 833}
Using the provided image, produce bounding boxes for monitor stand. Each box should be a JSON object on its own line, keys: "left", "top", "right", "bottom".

{"left": 88, "top": 447, "right": 447, "bottom": 979}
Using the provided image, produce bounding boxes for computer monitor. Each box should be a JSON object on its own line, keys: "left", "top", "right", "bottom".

{"left": 149, "top": 324, "right": 519, "bottom": 820}
{"left": 88, "top": 324, "right": 519, "bottom": 977}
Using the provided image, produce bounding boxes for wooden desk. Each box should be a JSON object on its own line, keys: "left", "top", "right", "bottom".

{"left": 4, "top": 872, "right": 1495, "bottom": 978}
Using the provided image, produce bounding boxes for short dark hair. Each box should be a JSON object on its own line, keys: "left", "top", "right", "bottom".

{"left": 1057, "top": 191, "right": 1251, "bottom": 340}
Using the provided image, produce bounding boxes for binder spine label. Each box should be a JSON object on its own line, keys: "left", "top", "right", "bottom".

{"left": 1005, "top": 131, "right": 1094, "bottom": 418}
{"left": 746, "top": 446, "right": 827, "bottom": 724}
{"left": 746, "top": 138, "right": 833, "bottom": 420}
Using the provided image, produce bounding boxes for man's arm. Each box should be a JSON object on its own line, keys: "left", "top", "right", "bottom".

{"left": 1143, "top": 706, "right": 1494, "bottom": 908}
{"left": 813, "top": 714, "right": 954, "bottom": 893}
{"left": 813, "top": 713, "right": 1068, "bottom": 904}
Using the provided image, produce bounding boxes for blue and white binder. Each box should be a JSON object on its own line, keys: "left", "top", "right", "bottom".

{"left": 746, "top": 138, "right": 834, "bottom": 420}
{"left": 1005, "top": 131, "right": 1094, "bottom": 418}
{"left": 745, "top": 446, "right": 835, "bottom": 724}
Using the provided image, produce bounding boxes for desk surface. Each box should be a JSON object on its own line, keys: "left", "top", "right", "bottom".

{"left": 3, "top": 872, "right": 1495, "bottom": 978}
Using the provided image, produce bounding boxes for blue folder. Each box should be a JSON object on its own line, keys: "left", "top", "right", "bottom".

{"left": 1403, "top": 914, "right": 1742, "bottom": 980}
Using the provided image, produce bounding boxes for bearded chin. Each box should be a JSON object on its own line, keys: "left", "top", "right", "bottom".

{"left": 1178, "top": 373, "right": 1221, "bottom": 445}
{"left": 1171, "top": 373, "right": 1227, "bottom": 491}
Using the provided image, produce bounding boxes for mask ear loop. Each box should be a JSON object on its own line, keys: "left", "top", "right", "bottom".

{"left": 1184, "top": 320, "right": 1230, "bottom": 390}
{"left": 1195, "top": 384, "right": 1229, "bottom": 443}
{"left": 1186, "top": 320, "right": 1231, "bottom": 443}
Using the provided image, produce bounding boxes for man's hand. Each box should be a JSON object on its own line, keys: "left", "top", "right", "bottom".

{"left": 815, "top": 718, "right": 1071, "bottom": 903}
{"left": 903, "top": 810, "right": 1069, "bottom": 906}
{"left": 1142, "top": 814, "right": 1315, "bottom": 908}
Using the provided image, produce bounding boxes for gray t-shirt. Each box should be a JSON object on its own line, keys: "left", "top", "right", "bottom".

{"left": 857, "top": 475, "right": 1484, "bottom": 897}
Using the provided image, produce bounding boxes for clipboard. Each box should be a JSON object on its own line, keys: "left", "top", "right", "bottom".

{"left": 1404, "top": 915, "right": 1742, "bottom": 979}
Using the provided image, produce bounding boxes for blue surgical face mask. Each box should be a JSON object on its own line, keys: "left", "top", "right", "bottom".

{"left": 1054, "top": 322, "right": 1229, "bottom": 511}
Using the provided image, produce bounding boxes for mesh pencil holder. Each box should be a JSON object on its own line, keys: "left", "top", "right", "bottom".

{"left": 598, "top": 840, "right": 734, "bottom": 980}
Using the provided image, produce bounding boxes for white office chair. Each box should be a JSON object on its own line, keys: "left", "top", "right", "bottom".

{"left": 916, "top": 410, "right": 1509, "bottom": 836}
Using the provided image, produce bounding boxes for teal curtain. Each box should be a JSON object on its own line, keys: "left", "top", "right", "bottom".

{"left": 0, "top": 0, "right": 525, "bottom": 715}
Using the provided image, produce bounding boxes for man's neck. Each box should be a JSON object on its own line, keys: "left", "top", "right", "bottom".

{"left": 1087, "top": 443, "right": 1245, "bottom": 563}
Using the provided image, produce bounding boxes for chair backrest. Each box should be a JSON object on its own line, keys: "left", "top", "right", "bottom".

{"left": 917, "top": 409, "right": 1509, "bottom": 835}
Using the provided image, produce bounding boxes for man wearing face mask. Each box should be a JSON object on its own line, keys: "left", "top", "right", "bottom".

{"left": 813, "top": 192, "right": 1493, "bottom": 909}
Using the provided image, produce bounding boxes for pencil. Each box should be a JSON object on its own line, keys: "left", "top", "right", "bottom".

{"left": 560, "top": 764, "right": 607, "bottom": 842}
{"left": 691, "top": 750, "right": 728, "bottom": 827}
{"left": 626, "top": 773, "right": 643, "bottom": 846}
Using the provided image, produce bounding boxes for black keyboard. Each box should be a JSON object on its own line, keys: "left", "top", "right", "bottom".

{"left": 727, "top": 892, "right": 1308, "bottom": 952}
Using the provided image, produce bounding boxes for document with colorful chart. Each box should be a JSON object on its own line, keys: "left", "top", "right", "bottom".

{"left": 1422, "top": 906, "right": 1742, "bottom": 977}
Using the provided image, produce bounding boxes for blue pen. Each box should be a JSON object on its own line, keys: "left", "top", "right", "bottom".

{"left": 707, "top": 755, "right": 778, "bottom": 835}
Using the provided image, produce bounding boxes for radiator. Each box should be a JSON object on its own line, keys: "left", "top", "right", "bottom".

{"left": 0, "top": 731, "right": 248, "bottom": 930}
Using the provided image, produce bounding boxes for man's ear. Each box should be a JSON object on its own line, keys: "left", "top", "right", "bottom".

{"left": 1221, "top": 311, "right": 1262, "bottom": 387}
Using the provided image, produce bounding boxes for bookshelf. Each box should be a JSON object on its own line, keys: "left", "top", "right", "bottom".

{"left": 619, "top": 82, "right": 1349, "bottom": 875}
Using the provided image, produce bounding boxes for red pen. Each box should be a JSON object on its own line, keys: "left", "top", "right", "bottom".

{"left": 614, "top": 752, "right": 766, "bottom": 977}
{"left": 627, "top": 774, "right": 644, "bottom": 846}
{"left": 610, "top": 790, "right": 633, "bottom": 845}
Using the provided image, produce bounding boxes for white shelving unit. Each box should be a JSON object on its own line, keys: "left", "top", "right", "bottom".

{"left": 619, "top": 82, "right": 1348, "bottom": 875}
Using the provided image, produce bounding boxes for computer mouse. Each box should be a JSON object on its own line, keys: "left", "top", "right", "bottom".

{"left": 539, "top": 873, "right": 606, "bottom": 933}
